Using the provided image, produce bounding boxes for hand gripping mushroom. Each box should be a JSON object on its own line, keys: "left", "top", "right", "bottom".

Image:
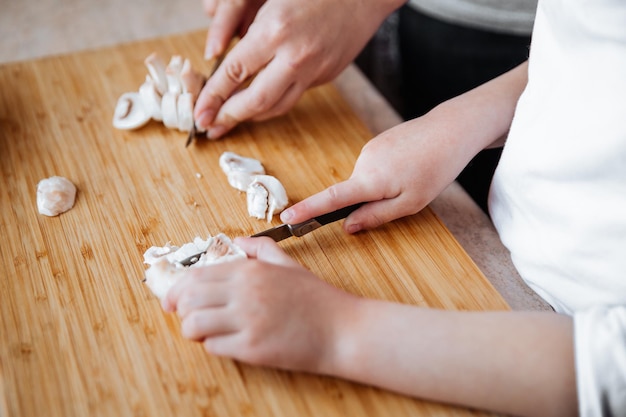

{"left": 143, "top": 234, "right": 246, "bottom": 300}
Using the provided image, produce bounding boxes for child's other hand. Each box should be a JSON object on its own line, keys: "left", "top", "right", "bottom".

{"left": 162, "top": 236, "right": 357, "bottom": 373}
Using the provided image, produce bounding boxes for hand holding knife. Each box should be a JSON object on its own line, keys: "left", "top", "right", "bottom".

{"left": 185, "top": 51, "right": 227, "bottom": 147}
{"left": 179, "top": 203, "right": 364, "bottom": 266}
{"left": 251, "top": 202, "right": 364, "bottom": 242}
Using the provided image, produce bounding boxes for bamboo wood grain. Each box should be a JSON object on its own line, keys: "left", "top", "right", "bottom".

{"left": 0, "top": 31, "right": 508, "bottom": 417}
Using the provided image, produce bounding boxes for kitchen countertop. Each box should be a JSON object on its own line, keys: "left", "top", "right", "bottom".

{"left": 1, "top": 0, "right": 550, "bottom": 311}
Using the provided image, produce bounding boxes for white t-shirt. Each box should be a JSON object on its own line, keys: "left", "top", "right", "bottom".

{"left": 489, "top": 1, "right": 626, "bottom": 415}
{"left": 407, "top": 0, "right": 537, "bottom": 35}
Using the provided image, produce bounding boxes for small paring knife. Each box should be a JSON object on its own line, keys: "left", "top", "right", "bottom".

{"left": 251, "top": 203, "right": 364, "bottom": 242}
{"left": 178, "top": 203, "right": 364, "bottom": 266}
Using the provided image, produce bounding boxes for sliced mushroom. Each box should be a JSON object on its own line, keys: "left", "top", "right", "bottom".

{"left": 144, "top": 52, "right": 168, "bottom": 95}
{"left": 180, "top": 58, "right": 205, "bottom": 101}
{"left": 139, "top": 76, "right": 163, "bottom": 121}
{"left": 246, "top": 175, "right": 288, "bottom": 222}
{"left": 177, "top": 92, "right": 194, "bottom": 132}
{"left": 112, "top": 92, "right": 151, "bottom": 130}
{"left": 161, "top": 91, "right": 179, "bottom": 130}
{"left": 143, "top": 234, "right": 246, "bottom": 300}
{"left": 219, "top": 152, "right": 266, "bottom": 191}
{"left": 115, "top": 52, "right": 205, "bottom": 134}
{"left": 165, "top": 55, "right": 183, "bottom": 95}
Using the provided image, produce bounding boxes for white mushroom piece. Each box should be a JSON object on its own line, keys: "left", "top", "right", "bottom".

{"left": 180, "top": 58, "right": 205, "bottom": 102}
{"left": 144, "top": 52, "right": 168, "bottom": 95}
{"left": 37, "top": 176, "right": 77, "bottom": 216}
{"left": 112, "top": 92, "right": 152, "bottom": 130}
{"left": 161, "top": 91, "right": 179, "bottom": 130}
{"left": 247, "top": 175, "right": 289, "bottom": 222}
{"left": 143, "top": 234, "right": 246, "bottom": 300}
{"left": 113, "top": 52, "right": 206, "bottom": 133}
{"left": 165, "top": 55, "right": 184, "bottom": 94}
{"left": 177, "top": 93, "right": 194, "bottom": 132}
{"left": 139, "top": 75, "right": 163, "bottom": 121}
{"left": 219, "top": 151, "right": 266, "bottom": 191}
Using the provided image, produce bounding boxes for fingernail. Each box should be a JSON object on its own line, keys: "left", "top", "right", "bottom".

{"left": 207, "top": 125, "right": 227, "bottom": 139}
{"left": 280, "top": 209, "right": 293, "bottom": 222}
{"left": 347, "top": 223, "right": 362, "bottom": 234}
{"left": 196, "top": 110, "right": 214, "bottom": 130}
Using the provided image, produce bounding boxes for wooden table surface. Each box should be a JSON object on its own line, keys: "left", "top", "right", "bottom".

{"left": 0, "top": 30, "right": 508, "bottom": 417}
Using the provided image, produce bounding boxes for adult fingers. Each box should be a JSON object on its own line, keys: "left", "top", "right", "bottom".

{"left": 194, "top": 33, "right": 273, "bottom": 130}
{"left": 203, "top": 54, "right": 304, "bottom": 138}
{"left": 203, "top": 0, "right": 218, "bottom": 16}
{"left": 249, "top": 81, "right": 304, "bottom": 122}
{"left": 204, "top": 1, "right": 248, "bottom": 59}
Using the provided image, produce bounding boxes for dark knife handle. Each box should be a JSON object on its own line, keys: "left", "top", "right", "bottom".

{"left": 314, "top": 202, "right": 365, "bottom": 225}
{"left": 289, "top": 202, "right": 364, "bottom": 238}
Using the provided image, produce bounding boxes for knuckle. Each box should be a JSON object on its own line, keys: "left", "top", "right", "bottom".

{"left": 176, "top": 292, "right": 193, "bottom": 314}
{"left": 287, "top": 44, "right": 321, "bottom": 72}
{"left": 237, "top": 332, "right": 267, "bottom": 364}
{"left": 235, "top": 260, "right": 261, "bottom": 279}
{"left": 224, "top": 60, "right": 250, "bottom": 84}
{"left": 265, "top": 12, "right": 292, "bottom": 42}
{"left": 181, "top": 312, "right": 205, "bottom": 340}
{"left": 203, "top": 3, "right": 215, "bottom": 15}
{"left": 368, "top": 212, "right": 386, "bottom": 229}
{"left": 325, "top": 184, "right": 343, "bottom": 204}
{"left": 203, "top": 338, "right": 221, "bottom": 355}
{"left": 245, "top": 90, "right": 273, "bottom": 113}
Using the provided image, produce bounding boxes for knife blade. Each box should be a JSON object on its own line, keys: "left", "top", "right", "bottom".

{"left": 251, "top": 202, "right": 364, "bottom": 242}
{"left": 185, "top": 51, "right": 227, "bottom": 147}
{"left": 178, "top": 202, "right": 363, "bottom": 266}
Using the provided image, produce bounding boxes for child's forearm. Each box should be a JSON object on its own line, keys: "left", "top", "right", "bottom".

{"left": 428, "top": 60, "right": 529, "bottom": 155}
{"left": 323, "top": 298, "right": 577, "bottom": 417}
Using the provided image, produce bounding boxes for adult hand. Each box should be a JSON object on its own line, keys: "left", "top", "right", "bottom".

{"left": 195, "top": 0, "right": 403, "bottom": 138}
{"left": 202, "top": 0, "right": 265, "bottom": 60}
{"left": 162, "top": 236, "right": 359, "bottom": 373}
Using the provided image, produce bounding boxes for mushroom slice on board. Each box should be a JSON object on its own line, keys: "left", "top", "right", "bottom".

{"left": 144, "top": 52, "right": 168, "bottom": 95}
{"left": 180, "top": 58, "right": 205, "bottom": 101}
{"left": 139, "top": 76, "right": 163, "bottom": 121}
{"left": 246, "top": 175, "right": 288, "bottom": 222}
{"left": 161, "top": 91, "right": 179, "bottom": 130}
{"left": 112, "top": 92, "right": 151, "bottom": 130}
{"left": 219, "top": 152, "right": 266, "bottom": 191}
{"left": 165, "top": 55, "right": 183, "bottom": 95}
{"left": 177, "top": 92, "right": 194, "bottom": 132}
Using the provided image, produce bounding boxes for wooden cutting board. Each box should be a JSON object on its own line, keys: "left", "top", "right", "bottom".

{"left": 0, "top": 31, "right": 508, "bottom": 417}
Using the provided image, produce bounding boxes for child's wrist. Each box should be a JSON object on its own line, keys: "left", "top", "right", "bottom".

{"left": 315, "top": 295, "right": 372, "bottom": 378}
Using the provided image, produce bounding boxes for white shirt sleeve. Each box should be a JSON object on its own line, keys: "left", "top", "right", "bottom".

{"left": 575, "top": 306, "right": 626, "bottom": 417}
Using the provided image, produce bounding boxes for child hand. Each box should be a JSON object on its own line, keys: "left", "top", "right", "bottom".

{"left": 280, "top": 116, "right": 467, "bottom": 232}
{"left": 162, "top": 236, "right": 357, "bottom": 373}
